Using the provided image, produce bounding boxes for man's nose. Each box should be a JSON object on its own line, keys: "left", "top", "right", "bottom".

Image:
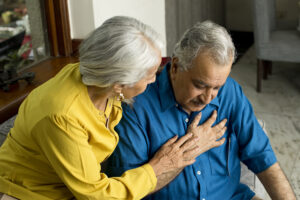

{"left": 201, "top": 88, "right": 213, "bottom": 104}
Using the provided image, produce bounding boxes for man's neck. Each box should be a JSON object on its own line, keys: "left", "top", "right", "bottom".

{"left": 168, "top": 68, "right": 192, "bottom": 115}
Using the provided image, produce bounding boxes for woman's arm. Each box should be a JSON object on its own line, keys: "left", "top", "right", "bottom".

{"left": 33, "top": 115, "right": 156, "bottom": 200}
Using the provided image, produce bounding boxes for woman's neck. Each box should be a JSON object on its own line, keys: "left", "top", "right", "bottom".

{"left": 87, "top": 86, "right": 112, "bottom": 111}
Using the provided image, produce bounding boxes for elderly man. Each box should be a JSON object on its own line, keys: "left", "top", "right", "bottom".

{"left": 105, "top": 21, "right": 296, "bottom": 200}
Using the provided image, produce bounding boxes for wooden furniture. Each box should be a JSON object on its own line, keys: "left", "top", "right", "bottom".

{"left": 0, "top": 0, "right": 76, "bottom": 123}
{"left": 0, "top": 56, "right": 171, "bottom": 123}
{"left": 253, "top": 0, "right": 300, "bottom": 92}
{"left": 0, "top": 57, "right": 78, "bottom": 123}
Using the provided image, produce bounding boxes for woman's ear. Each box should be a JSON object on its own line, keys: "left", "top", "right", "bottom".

{"left": 112, "top": 84, "right": 124, "bottom": 94}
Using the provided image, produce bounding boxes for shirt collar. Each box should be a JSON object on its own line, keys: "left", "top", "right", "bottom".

{"left": 158, "top": 63, "right": 178, "bottom": 112}
{"left": 209, "top": 95, "right": 220, "bottom": 108}
{"left": 157, "top": 62, "right": 220, "bottom": 112}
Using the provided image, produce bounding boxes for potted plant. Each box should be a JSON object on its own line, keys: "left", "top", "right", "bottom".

{"left": 0, "top": 41, "right": 35, "bottom": 91}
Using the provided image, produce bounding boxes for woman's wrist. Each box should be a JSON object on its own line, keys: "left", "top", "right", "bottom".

{"left": 148, "top": 158, "right": 162, "bottom": 177}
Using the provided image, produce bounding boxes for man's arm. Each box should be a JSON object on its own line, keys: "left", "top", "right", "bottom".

{"left": 228, "top": 81, "right": 295, "bottom": 198}
{"left": 256, "top": 162, "right": 296, "bottom": 200}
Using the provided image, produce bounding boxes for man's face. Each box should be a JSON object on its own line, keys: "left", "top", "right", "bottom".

{"left": 170, "top": 52, "right": 232, "bottom": 114}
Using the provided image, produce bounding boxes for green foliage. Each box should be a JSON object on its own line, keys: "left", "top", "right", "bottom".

{"left": 0, "top": 42, "right": 31, "bottom": 72}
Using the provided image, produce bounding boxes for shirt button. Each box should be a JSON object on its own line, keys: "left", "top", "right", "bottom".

{"left": 202, "top": 198, "right": 206, "bottom": 200}
{"left": 197, "top": 170, "right": 201, "bottom": 175}
{"left": 185, "top": 118, "right": 189, "bottom": 123}
{"left": 175, "top": 104, "right": 178, "bottom": 107}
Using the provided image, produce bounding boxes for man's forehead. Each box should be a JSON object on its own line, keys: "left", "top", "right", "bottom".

{"left": 191, "top": 77, "right": 226, "bottom": 88}
{"left": 187, "top": 63, "right": 230, "bottom": 87}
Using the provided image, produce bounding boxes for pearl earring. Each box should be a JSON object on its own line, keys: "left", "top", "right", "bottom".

{"left": 117, "top": 92, "right": 124, "bottom": 101}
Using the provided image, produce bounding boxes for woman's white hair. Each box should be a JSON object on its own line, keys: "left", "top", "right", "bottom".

{"left": 173, "top": 20, "right": 236, "bottom": 71}
{"left": 79, "top": 16, "right": 164, "bottom": 87}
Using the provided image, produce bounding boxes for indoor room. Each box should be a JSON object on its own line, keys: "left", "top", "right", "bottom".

{"left": 0, "top": 0, "right": 299, "bottom": 199}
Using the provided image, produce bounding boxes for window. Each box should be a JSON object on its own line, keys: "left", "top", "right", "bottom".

{"left": 0, "top": 0, "right": 51, "bottom": 71}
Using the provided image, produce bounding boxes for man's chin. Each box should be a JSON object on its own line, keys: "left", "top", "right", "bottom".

{"left": 190, "top": 104, "right": 206, "bottom": 112}
{"left": 182, "top": 104, "right": 206, "bottom": 113}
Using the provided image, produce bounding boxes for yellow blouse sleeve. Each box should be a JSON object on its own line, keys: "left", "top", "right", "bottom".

{"left": 32, "top": 114, "right": 157, "bottom": 200}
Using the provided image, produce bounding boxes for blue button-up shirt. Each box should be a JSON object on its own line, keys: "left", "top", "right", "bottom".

{"left": 105, "top": 63, "right": 277, "bottom": 200}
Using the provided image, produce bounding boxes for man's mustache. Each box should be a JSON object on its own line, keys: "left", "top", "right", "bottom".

{"left": 191, "top": 99, "right": 204, "bottom": 105}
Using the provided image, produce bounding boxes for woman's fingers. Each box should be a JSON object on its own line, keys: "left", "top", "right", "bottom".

{"left": 174, "top": 132, "right": 193, "bottom": 147}
{"left": 183, "top": 146, "right": 202, "bottom": 160}
{"left": 182, "top": 159, "right": 196, "bottom": 167}
{"left": 163, "top": 135, "right": 178, "bottom": 146}
{"left": 150, "top": 113, "right": 229, "bottom": 175}
{"left": 180, "top": 136, "right": 198, "bottom": 151}
{"left": 183, "top": 137, "right": 226, "bottom": 160}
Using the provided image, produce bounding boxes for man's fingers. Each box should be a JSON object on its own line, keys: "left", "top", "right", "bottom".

{"left": 203, "top": 110, "right": 217, "bottom": 127}
{"left": 213, "top": 137, "right": 226, "bottom": 148}
{"left": 213, "top": 118, "right": 227, "bottom": 132}
{"left": 216, "top": 126, "right": 227, "bottom": 139}
{"left": 190, "top": 112, "right": 202, "bottom": 128}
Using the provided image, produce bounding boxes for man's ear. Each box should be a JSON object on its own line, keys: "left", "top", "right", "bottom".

{"left": 170, "top": 57, "right": 179, "bottom": 80}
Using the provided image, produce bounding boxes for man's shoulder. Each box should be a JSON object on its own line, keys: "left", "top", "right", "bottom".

{"left": 133, "top": 83, "right": 160, "bottom": 109}
{"left": 223, "top": 76, "right": 240, "bottom": 89}
{"left": 216, "top": 76, "right": 246, "bottom": 110}
{"left": 122, "top": 83, "right": 160, "bottom": 117}
{"left": 219, "top": 76, "right": 243, "bottom": 97}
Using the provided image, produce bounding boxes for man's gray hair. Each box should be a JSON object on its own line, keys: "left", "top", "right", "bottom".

{"left": 79, "top": 16, "right": 164, "bottom": 87}
{"left": 173, "top": 20, "right": 236, "bottom": 71}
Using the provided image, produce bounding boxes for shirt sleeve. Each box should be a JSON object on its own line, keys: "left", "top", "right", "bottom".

{"left": 231, "top": 83, "right": 277, "bottom": 174}
{"left": 104, "top": 104, "right": 151, "bottom": 180}
{"left": 31, "top": 114, "right": 156, "bottom": 200}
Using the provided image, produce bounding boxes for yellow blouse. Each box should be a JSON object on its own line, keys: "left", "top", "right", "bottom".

{"left": 0, "top": 63, "right": 157, "bottom": 200}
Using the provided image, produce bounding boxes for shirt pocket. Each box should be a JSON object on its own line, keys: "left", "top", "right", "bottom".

{"left": 208, "top": 131, "right": 240, "bottom": 176}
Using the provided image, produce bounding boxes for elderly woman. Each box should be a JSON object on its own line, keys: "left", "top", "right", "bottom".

{"left": 0, "top": 16, "right": 217, "bottom": 200}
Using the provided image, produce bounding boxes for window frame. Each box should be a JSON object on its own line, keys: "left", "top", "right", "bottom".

{"left": 44, "top": 0, "right": 73, "bottom": 57}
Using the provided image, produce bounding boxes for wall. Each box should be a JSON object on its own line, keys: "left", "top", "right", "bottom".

{"left": 67, "top": 0, "right": 94, "bottom": 39}
{"left": 226, "top": 0, "right": 299, "bottom": 32}
{"left": 68, "top": 0, "right": 166, "bottom": 56}
{"left": 225, "top": 0, "right": 253, "bottom": 32}
{"left": 165, "top": 0, "right": 225, "bottom": 55}
{"left": 276, "top": 0, "right": 299, "bottom": 21}
{"left": 68, "top": 0, "right": 227, "bottom": 56}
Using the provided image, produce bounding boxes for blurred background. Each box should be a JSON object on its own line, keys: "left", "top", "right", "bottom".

{"left": 0, "top": 0, "right": 50, "bottom": 72}
{"left": 0, "top": 0, "right": 299, "bottom": 198}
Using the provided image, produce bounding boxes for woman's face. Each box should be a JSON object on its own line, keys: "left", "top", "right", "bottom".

{"left": 122, "top": 57, "right": 161, "bottom": 99}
